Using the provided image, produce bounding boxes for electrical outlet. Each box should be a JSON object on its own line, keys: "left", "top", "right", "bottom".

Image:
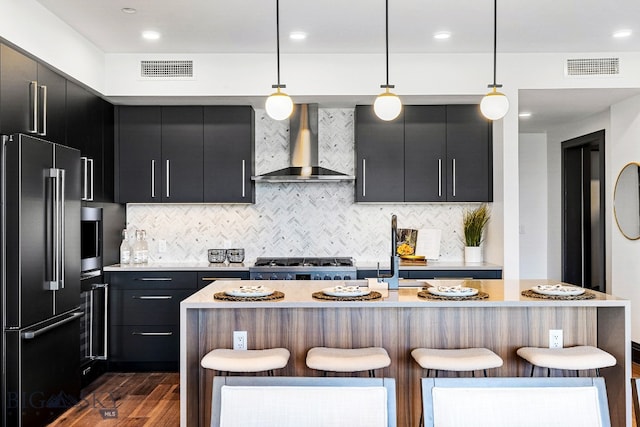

{"left": 158, "top": 239, "right": 167, "bottom": 253}
{"left": 549, "top": 329, "right": 563, "bottom": 349}
{"left": 233, "top": 331, "right": 247, "bottom": 350}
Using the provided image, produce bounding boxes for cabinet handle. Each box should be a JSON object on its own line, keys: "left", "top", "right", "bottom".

{"left": 362, "top": 159, "right": 366, "bottom": 197}
{"left": 241, "top": 159, "right": 246, "bottom": 198}
{"left": 132, "top": 332, "right": 173, "bottom": 336}
{"left": 201, "top": 277, "right": 242, "bottom": 281}
{"left": 88, "top": 158, "right": 94, "bottom": 201}
{"left": 438, "top": 158, "right": 442, "bottom": 197}
{"left": 452, "top": 158, "right": 456, "bottom": 197}
{"left": 132, "top": 295, "right": 173, "bottom": 300}
{"left": 135, "top": 277, "right": 173, "bottom": 281}
{"left": 81, "top": 157, "right": 88, "bottom": 200}
{"left": 29, "top": 81, "right": 38, "bottom": 133}
{"left": 39, "top": 84, "right": 47, "bottom": 136}
{"left": 166, "top": 159, "right": 170, "bottom": 198}
{"left": 151, "top": 160, "right": 156, "bottom": 198}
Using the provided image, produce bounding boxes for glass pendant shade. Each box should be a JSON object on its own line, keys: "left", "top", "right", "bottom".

{"left": 480, "top": 88, "right": 509, "bottom": 120}
{"left": 265, "top": 90, "right": 293, "bottom": 121}
{"left": 374, "top": 90, "right": 402, "bottom": 121}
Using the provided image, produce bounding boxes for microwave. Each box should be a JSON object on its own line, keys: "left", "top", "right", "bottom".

{"left": 81, "top": 206, "right": 103, "bottom": 275}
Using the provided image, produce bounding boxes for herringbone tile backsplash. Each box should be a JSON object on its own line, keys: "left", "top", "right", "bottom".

{"left": 126, "top": 108, "right": 481, "bottom": 264}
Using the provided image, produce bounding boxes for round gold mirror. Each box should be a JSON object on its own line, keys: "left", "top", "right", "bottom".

{"left": 614, "top": 162, "right": 640, "bottom": 240}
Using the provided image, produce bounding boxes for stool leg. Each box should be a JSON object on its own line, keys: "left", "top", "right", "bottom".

{"left": 575, "top": 370, "right": 579, "bottom": 377}
{"left": 529, "top": 365, "right": 535, "bottom": 377}
{"left": 596, "top": 368, "right": 601, "bottom": 377}
{"left": 368, "top": 369, "right": 375, "bottom": 378}
{"left": 472, "top": 371, "right": 476, "bottom": 378}
{"left": 483, "top": 369, "right": 488, "bottom": 377}
{"left": 426, "top": 369, "right": 431, "bottom": 378}
{"left": 547, "top": 368, "right": 551, "bottom": 377}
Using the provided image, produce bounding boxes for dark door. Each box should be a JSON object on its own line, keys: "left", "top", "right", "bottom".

{"left": 355, "top": 105, "right": 404, "bottom": 202}
{"left": 562, "top": 130, "right": 605, "bottom": 291}
{"left": 203, "top": 106, "right": 254, "bottom": 203}
{"left": 445, "top": 105, "right": 493, "bottom": 202}
{"left": 4, "top": 314, "right": 81, "bottom": 427}
{"left": 0, "top": 44, "right": 37, "bottom": 135}
{"left": 117, "top": 106, "right": 162, "bottom": 203}
{"left": 55, "top": 144, "right": 81, "bottom": 315}
{"left": 404, "top": 106, "right": 447, "bottom": 202}
{"left": 37, "top": 64, "right": 67, "bottom": 145}
{"left": 161, "top": 106, "right": 203, "bottom": 202}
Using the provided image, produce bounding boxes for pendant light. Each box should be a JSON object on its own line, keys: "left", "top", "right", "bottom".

{"left": 374, "top": 0, "right": 402, "bottom": 121}
{"left": 480, "top": 0, "right": 509, "bottom": 120}
{"left": 265, "top": 0, "right": 293, "bottom": 121}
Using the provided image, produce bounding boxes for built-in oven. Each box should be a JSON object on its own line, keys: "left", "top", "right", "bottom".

{"left": 81, "top": 206, "right": 103, "bottom": 274}
{"left": 80, "top": 206, "right": 107, "bottom": 386}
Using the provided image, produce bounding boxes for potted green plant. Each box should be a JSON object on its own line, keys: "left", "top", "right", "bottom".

{"left": 463, "top": 204, "right": 490, "bottom": 263}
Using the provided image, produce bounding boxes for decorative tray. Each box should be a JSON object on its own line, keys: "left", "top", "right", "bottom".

{"left": 322, "top": 286, "right": 371, "bottom": 297}
{"left": 530, "top": 284, "right": 585, "bottom": 296}
{"left": 224, "top": 285, "right": 275, "bottom": 298}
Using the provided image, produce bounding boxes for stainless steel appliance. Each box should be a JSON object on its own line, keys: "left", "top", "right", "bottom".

{"left": 249, "top": 257, "right": 356, "bottom": 281}
{"left": 79, "top": 207, "right": 107, "bottom": 387}
{"left": 81, "top": 206, "right": 103, "bottom": 274}
{"left": 1, "top": 134, "right": 82, "bottom": 427}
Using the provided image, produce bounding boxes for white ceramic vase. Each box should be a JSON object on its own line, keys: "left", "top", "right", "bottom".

{"left": 464, "top": 246, "right": 483, "bottom": 264}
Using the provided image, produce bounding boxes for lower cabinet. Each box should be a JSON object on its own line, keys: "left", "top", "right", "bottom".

{"left": 107, "top": 269, "right": 248, "bottom": 371}
{"left": 107, "top": 271, "right": 197, "bottom": 371}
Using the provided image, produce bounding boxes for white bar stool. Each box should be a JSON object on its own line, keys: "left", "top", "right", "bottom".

{"left": 306, "top": 347, "right": 391, "bottom": 377}
{"left": 516, "top": 345, "right": 616, "bottom": 377}
{"left": 201, "top": 348, "right": 290, "bottom": 376}
{"left": 411, "top": 347, "right": 504, "bottom": 377}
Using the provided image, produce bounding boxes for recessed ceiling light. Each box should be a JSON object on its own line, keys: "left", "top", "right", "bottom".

{"left": 519, "top": 112, "right": 532, "bottom": 118}
{"left": 121, "top": 7, "right": 137, "bottom": 14}
{"left": 289, "top": 31, "right": 307, "bottom": 40}
{"left": 434, "top": 31, "right": 451, "bottom": 40}
{"left": 613, "top": 29, "right": 632, "bottom": 38}
{"left": 142, "top": 31, "right": 161, "bottom": 41}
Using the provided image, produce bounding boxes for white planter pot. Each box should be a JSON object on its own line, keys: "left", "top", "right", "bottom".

{"left": 464, "top": 246, "right": 483, "bottom": 264}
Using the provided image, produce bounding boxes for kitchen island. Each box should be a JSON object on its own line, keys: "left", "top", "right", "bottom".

{"left": 180, "top": 279, "right": 630, "bottom": 427}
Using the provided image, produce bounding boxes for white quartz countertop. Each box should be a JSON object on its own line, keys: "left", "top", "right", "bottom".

{"left": 104, "top": 261, "right": 502, "bottom": 272}
{"left": 181, "top": 279, "right": 627, "bottom": 309}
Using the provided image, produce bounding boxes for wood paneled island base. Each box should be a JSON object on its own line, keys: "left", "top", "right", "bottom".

{"left": 180, "top": 280, "right": 630, "bottom": 427}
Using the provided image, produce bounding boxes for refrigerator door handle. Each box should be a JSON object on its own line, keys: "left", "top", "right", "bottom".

{"left": 45, "top": 168, "right": 63, "bottom": 290}
{"left": 59, "top": 168, "right": 66, "bottom": 289}
{"left": 101, "top": 284, "right": 108, "bottom": 360}
{"left": 21, "top": 311, "right": 83, "bottom": 340}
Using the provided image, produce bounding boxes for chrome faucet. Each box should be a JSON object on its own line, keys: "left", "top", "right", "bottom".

{"left": 377, "top": 214, "right": 400, "bottom": 290}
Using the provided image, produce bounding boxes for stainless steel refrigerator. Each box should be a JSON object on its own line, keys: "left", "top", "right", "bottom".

{"left": 1, "top": 134, "right": 82, "bottom": 427}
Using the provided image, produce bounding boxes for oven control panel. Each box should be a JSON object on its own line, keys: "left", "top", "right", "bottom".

{"left": 250, "top": 271, "right": 355, "bottom": 281}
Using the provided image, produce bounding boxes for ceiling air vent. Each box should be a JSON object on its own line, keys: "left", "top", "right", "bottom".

{"left": 566, "top": 58, "right": 619, "bottom": 76}
{"left": 140, "top": 60, "right": 194, "bottom": 79}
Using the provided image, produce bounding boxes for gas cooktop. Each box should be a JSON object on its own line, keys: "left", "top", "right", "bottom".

{"left": 250, "top": 257, "right": 356, "bottom": 281}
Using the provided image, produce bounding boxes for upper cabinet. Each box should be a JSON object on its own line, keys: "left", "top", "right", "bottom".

{"left": 0, "top": 44, "right": 66, "bottom": 144}
{"left": 355, "top": 104, "right": 492, "bottom": 203}
{"left": 116, "top": 105, "right": 255, "bottom": 204}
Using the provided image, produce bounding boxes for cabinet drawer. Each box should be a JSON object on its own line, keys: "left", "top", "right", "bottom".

{"left": 197, "top": 271, "right": 248, "bottom": 288}
{"left": 407, "top": 270, "right": 502, "bottom": 280}
{"left": 110, "top": 289, "right": 194, "bottom": 325}
{"left": 109, "top": 324, "right": 179, "bottom": 362}
{"left": 108, "top": 271, "right": 197, "bottom": 290}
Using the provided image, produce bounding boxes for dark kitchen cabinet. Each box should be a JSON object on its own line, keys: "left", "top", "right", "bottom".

{"left": 107, "top": 271, "right": 197, "bottom": 371}
{"left": 161, "top": 106, "right": 204, "bottom": 202}
{"left": 117, "top": 105, "right": 255, "bottom": 204}
{"left": 67, "top": 81, "right": 114, "bottom": 202}
{"left": 354, "top": 105, "right": 404, "bottom": 202}
{"left": 354, "top": 104, "right": 492, "bottom": 203}
{"left": 445, "top": 105, "right": 493, "bottom": 202}
{"left": 117, "top": 106, "right": 203, "bottom": 203}
{"left": 197, "top": 270, "right": 249, "bottom": 288}
{"left": 404, "top": 106, "right": 447, "bottom": 202}
{"left": 203, "top": 106, "right": 255, "bottom": 203}
{"left": 117, "top": 106, "right": 162, "bottom": 203}
{"left": 0, "top": 44, "right": 66, "bottom": 143}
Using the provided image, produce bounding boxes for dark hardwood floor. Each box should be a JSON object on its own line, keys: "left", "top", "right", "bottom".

{"left": 49, "top": 364, "right": 640, "bottom": 426}
{"left": 48, "top": 372, "right": 179, "bottom": 426}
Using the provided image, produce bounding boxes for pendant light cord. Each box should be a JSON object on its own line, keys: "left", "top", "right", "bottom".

{"left": 385, "top": 0, "right": 390, "bottom": 87}
{"left": 275, "top": 0, "right": 282, "bottom": 87}
{"left": 492, "top": 0, "right": 498, "bottom": 87}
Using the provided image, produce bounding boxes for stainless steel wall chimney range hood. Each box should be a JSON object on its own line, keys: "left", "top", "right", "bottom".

{"left": 251, "top": 104, "right": 355, "bottom": 182}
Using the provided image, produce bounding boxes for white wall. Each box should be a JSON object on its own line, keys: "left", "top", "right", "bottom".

{"left": 610, "top": 94, "right": 640, "bottom": 342}
{"left": 519, "top": 133, "right": 548, "bottom": 279}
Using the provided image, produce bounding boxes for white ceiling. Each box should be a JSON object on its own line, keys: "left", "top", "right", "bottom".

{"left": 34, "top": 0, "right": 640, "bottom": 132}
